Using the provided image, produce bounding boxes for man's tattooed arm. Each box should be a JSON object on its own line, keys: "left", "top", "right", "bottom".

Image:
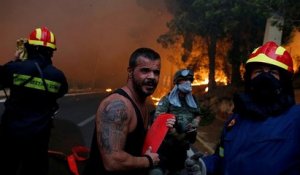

{"left": 97, "top": 99, "right": 129, "bottom": 154}
{"left": 95, "top": 97, "right": 152, "bottom": 171}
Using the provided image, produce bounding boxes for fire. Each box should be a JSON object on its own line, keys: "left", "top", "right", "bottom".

{"left": 192, "top": 73, "right": 228, "bottom": 86}
{"left": 151, "top": 32, "right": 300, "bottom": 106}
{"left": 192, "top": 78, "right": 208, "bottom": 86}
{"left": 151, "top": 96, "right": 161, "bottom": 106}
{"left": 105, "top": 88, "right": 112, "bottom": 92}
{"left": 205, "top": 87, "right": 209, "bottom": 92}
{"left": 285, "top": 32, "right": 300, "bottom": 72}
{"left": 151, "top": 37, "right": 229, "bottom": 105}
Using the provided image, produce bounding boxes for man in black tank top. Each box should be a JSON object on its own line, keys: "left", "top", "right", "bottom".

{"left": 83, "top": 48, "right": 175, "bottom": 175}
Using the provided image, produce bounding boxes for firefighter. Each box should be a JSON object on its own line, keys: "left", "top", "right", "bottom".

{"left": 0, "top": 27, "right": 68, "bottom": 175}
{"left": 150, "top": 69, "right": 202, "bottom": 175}
{"left": 186, "top": 41, "right": 300, "bottom": 175}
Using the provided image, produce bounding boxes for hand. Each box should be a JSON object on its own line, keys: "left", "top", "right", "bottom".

{"left": 192, "top": 116, "right": 201, "bottom": 128}
{"left": 166, "top": 116, "right": 176, "bottom": 128}
{"left": 185, "top": 155, "right": 206, "bottom": 175}
{"left": 185, "top": 123, "right": 196, "bottom": 132}
{"left": 144, "top": 146, "right": 160, "bottom": 167}
{"left": 15, "top": 50, "right": 22, "bottom": 58}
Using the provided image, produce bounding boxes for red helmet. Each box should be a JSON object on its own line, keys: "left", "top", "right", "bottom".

{"left": 28, "top": 27, "right": 56, "bottom": 50}
{"left": 246, "top": 41, "right": 293, "bottom": 73}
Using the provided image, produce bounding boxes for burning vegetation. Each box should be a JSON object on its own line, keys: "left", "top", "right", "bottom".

{"left": 151, "top": 32, "right": 300, "bottom": 125}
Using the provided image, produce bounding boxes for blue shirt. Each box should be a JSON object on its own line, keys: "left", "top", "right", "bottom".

{"left": 203, "top": 105, "right": 300, "bottom": 175}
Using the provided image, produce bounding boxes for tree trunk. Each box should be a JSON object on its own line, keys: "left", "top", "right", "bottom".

{"left": 182, "top": 33, "right": 195, "bottom": 62}
{"left": 231, "top": 62, "right": 242, "bottom": 86}
{"left": 207, "top": 35, "right": 217, "bottom": 91}
{"left": 228, "top": 38, "right": 243, "bottom": 86}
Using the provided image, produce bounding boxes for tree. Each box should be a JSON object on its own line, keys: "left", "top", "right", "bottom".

{"left": 252, "top": 0, "right": 300, "bottom": 44}
{"left": 157, "top": 0, "right": 197, "bottom": 69}
{"left": 159, "top": 0, "right": 300, "bottom": 88}
{"left": 227, "top": 0, "right": 300, "bottom": 85}
{"left": 226, "top": 0, "right": 266, "bottom": 85}
{"left": 159, "top": 0, "right": 231, "bottom": 90}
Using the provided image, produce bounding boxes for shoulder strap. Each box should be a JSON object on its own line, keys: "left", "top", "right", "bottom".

{"left": 165, "top": 94, "right": 171, "bottom": 113}
{"left": 17, "top": 62, "right": 49, "bottom": 92}
{"left": 113, "top": 88, "right": 143, "bottom": 122}
{"left": 166, "top": 98, "right": 171, "bottom": 113}
{"left": 34, "top": 62, "right": 49, "bottom": 92}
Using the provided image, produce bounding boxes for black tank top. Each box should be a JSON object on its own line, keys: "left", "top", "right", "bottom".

{"left": 83, "top": 89, "right": 147, "bottom": 175}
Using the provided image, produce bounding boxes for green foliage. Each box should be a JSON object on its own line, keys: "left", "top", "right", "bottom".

{"left": 160, "top": 0, "right": 300, "bottom": 85}
{"left": 157, "top": 0, "right": 300, "bottom": 126}
{"left": 162, "top": 0, "right": 300, "bottom": 48}
{"left": 251, "top": 0, "right": 300, "bottom": 44}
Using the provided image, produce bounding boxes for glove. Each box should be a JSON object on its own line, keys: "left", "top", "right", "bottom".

{"left": 184, "top": 152, "right": 206, "bottom": 175}
{"left": 15, "top": 38, "right": 28, "bottom": 60}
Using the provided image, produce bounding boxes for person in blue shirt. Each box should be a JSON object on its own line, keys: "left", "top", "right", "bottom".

{"left": 186, "top": 41, "right": 300, "bottom": 175}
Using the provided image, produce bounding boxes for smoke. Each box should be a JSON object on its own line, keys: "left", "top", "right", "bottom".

{"left": 0, "top": 0, "right": 172, "bottom": 90}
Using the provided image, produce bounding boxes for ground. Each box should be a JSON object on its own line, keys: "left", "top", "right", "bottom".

{"left": 194, "top": 118, "right": 224, "bottom": 154}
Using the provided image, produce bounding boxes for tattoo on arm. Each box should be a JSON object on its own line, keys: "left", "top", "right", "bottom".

{"left": 98, "top": 100, "right": 128, "bottom": 154}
